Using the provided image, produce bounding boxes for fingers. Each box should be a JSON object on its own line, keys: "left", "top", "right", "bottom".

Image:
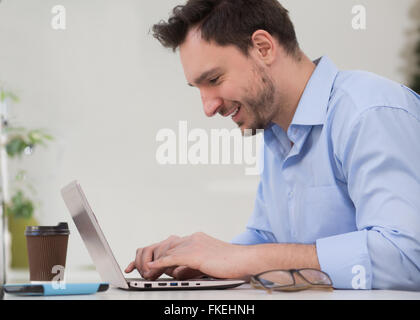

{"left": 136, "top": 245, "right": 165, "bottom": 279}
{"left": 171, "top": 266, "right": 205, "bottom": 280}
{"left": 124, "top": 261, "right": 135, "bottom": 273}
{"left": 126, "top": 261, "right": 202, "bottom": 282}
{"left": 138, "top": 246, "right": 155, "bottom": 276}
{"left": 145, "top": 236, "right": 197, "bottom": 276}
{"left": 162, "top": 266, "right": 177, "bottom": 278}
{"left": 147, "top": 252, "right": 180, "bottom": 270}
{"left": 124, "top": 257, "right": 167, "bottom": 280}
{"left": 142, "top": 242, "right": 173, "bottom": 280}
{"left": 127, "top": 235, "right": 184, "bottom": 280}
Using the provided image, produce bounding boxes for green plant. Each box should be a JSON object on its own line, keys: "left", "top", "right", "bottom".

{"left": 5, "top": 127, "right": 53, "bottom": 158}
{"left": 5, "top": 190, "right": 34, "bottom": 219}
{"left": 4, "top": 170, "right": 38, "bottom": 220}
{"left": 0, "top": 89, "right": 19, "bottom": 104}
{"left": 0, "top": 86, "right": 53, "bottom": 220}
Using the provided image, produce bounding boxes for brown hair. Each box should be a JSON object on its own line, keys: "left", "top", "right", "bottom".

{"left": 152, "top": 0, "right": 300, "bottom": 56}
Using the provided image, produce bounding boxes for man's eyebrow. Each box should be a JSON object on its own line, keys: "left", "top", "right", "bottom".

{"left": 188, "top": 67, "right": 223, "bottom": 87}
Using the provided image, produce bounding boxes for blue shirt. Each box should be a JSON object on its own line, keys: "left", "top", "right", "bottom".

{"left": 232, "top": 56, "right": 420, "bottom": 290}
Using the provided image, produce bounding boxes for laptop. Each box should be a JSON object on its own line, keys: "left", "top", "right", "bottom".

{"left": 60, "top": 180, "right": 245, "bottom": 290}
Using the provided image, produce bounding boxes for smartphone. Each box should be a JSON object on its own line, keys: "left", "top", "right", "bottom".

{"left": 4, "top": 282, "right": 109, "bottom": 296}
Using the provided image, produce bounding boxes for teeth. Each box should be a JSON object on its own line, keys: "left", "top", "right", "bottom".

{"left": 231, "top": 106, "right": 240, "bottom": 118}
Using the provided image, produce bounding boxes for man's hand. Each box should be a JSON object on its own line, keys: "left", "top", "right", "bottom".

{"left": 124, "top": 234, "right": 205, "bottom": 280}
{"left": 124, "top": 232, "right": 251, "bottom": 280}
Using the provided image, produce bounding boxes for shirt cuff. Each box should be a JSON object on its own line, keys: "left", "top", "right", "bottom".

{"left": 316, "top": 230, "right": 373, "bottom": 289}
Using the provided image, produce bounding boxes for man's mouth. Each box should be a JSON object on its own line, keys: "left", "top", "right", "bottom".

{"left": 231, "top": 105, "right": 241, "bottom": 122}
{"left": 231, "top": 105, "right": 240, "bottom": 118}
{"left": 222, "top": 103, "right": 239, "bottom": 116}
{"left": 223, "top": 104, "right": 241, "bottom": 120}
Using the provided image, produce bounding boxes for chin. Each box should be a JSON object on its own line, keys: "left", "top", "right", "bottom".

{"left": 238, "top": 124, "right": 258, "bottom": 137}
{"left": 236, "top": 115, "right": 267, "bottom": 136}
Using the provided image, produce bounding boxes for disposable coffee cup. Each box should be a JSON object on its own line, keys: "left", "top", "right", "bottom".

{"left": 25, "top": 222, "right": 70, "bottom": 282}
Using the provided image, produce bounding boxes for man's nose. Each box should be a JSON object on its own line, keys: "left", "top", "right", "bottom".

{"left": 201, "top": 91, "right": 223, "bottom": 117}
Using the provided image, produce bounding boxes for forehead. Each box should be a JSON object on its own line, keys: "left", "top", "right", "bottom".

{"left": 179, "top": 28, "right": 249, "bottom": 84}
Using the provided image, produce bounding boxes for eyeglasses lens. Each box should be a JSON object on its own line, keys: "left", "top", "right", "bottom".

{"left": 258, "top": 270, "right": 294, "bottom": 288}
{"left": 298, "top": 269, "right": 332, "bottom": 285}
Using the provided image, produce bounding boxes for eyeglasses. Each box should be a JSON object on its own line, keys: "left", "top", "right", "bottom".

{"left": 250, "top": 268, "right": 333, "bottom": 293}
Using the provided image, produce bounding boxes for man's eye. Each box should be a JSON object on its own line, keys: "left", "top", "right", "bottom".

{"left": 209, "top": 77, "right": 220, "bottom": 85}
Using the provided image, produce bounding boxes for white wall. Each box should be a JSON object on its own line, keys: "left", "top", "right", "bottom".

{"left": 0, "top": 0, "right": 418, "bottom": 273}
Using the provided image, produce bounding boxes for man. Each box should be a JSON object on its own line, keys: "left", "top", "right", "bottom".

{"left": 125, "top": 0, "right": 420, "bottom": 290}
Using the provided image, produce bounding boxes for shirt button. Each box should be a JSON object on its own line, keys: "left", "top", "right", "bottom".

{"left": 288, "top": 191, "right": 294, "bottom": 198}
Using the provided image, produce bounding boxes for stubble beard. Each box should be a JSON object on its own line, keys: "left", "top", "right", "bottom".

{"left": 239, "top": 66, "right": 277, "bottom": 136}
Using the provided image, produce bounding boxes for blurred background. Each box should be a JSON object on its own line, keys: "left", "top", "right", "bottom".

{"left": 0, "top": 0, "right": 419, "bottom": 276}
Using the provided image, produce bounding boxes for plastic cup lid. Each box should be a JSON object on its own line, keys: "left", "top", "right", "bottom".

{"left": 25, "top": 222, "right": 70, "bottom": 236}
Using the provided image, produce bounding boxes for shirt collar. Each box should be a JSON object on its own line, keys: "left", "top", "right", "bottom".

{"left": 289, "top": 55, "right": 339, "bottom": 126}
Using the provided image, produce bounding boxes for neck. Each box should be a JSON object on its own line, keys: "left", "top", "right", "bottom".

{"left": 271, "top": 51, "right": 316, "bottom": 132}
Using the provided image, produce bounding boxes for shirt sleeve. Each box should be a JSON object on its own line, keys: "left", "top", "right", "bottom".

{"left": 316, "top": 106, "right": 420, "bottom": 290}
{"left": 231, "top": 181, "right": 277, "bottom": 245}
{"left": 231, "top": 131, "right": 277, "bottom": 246}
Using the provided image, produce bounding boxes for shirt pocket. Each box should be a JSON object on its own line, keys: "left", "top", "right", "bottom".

{"left": 294, "top": 185, "right": 356, "bottom": 243}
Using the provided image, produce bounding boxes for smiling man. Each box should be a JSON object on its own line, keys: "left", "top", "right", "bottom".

{"left": 125, "top": 0, "right": 420, "bottom": 290}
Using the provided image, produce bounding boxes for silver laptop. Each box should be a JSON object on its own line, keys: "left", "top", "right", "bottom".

{"left": 60, "top": 180, "right": 245, "bottom": 290}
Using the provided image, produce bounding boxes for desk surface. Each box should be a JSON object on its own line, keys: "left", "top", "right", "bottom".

{"left": 3, "top": 269, "right": 420, "bottom": 300}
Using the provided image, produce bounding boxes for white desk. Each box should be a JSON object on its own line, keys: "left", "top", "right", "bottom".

{"left": 3, "top": 269, "right": 420, "bottom": 300}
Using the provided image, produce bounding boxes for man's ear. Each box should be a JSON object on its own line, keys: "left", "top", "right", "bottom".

{"left": 250, "top": 30, "right": 276, "bottom": 65}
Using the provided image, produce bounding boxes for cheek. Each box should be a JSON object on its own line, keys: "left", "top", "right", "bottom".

{"left": 221, "top": 77, "right": 254, "bottom": 103}
{"left": 218, "top": 84, "right": 242, "bottom": 103}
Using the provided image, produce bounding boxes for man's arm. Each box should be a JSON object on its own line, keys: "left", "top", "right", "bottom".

{"left": 132, "top": 232, "right": 320, "bottom": 280}
{"left": 317, "top": 105, "right": 420, "bottom": 290}
{"left": 248, "top": 243, "right": 321, "bottom": 272}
